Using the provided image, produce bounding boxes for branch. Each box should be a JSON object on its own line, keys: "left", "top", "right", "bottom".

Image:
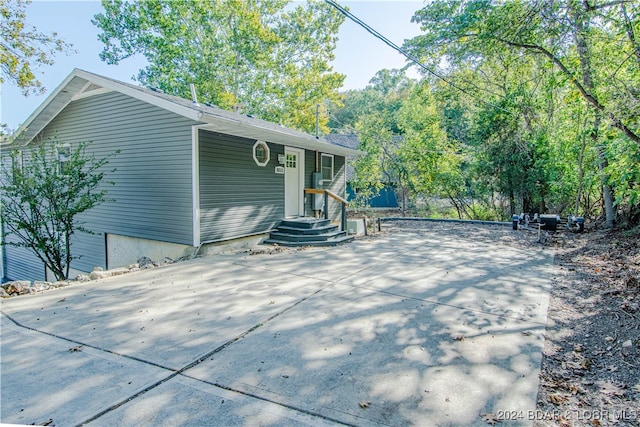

{"left": 497, "top": 37, "right": 640, "bottom": 144}
{"left": 583, "top": 0, "right": 633, "bottom": 11}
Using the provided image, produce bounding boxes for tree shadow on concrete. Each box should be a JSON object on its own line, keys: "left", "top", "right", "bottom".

{"left": 1, "top": 225, "right": 554, "bottom": 426}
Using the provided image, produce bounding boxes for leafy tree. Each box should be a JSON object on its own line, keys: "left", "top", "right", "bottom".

{"left": 1, "top": 140, "right": 116, "bottom": 280}
{"left": 346, "top": 70, "right": 416, "bottom": 213}
{"left": 0, "top": 0, "right": 73, "bottom": 94}
{"left": 93, "top": 0, "right": 344, "bottom": 133}
{"left": 395, "top": 80, "right": 457, "bottom": 212}
{"left": 405, "top": 0, "right": 640, "bottom": 225}
{"left": 334, "top": 70, "right": 458, "bottom": 216}
{"left": 408, "top": 0, "right": 640, "bottom": 144}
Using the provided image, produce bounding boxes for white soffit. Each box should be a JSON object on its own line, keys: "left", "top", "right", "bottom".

{"left": 200, "top": 117, "right": 364, "bottom": 157}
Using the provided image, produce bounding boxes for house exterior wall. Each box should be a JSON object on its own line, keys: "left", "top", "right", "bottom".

{"left": 2, "top": 91, "right": 196, "bottom": 280}
{"left": 303, "top": 151, "right": 346, "bottom": 221}
{"left": 326, "top": 155, "right": 347, "bottom": 221}
{"left": 198, "top": 130, "right": 285, "bottom": 243}
{"left": 2, "top": 243, "right": 46, "bottom": 282}
{"left": 1, "top": 85, "right": 355, "bottom": 282}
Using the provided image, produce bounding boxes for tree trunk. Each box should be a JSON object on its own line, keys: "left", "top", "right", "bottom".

{"left": 575, "top": 130, "right": 586, "bottom": 216}
{"left": 597, "top": 144, "right": 616, "bottom": 227}
{"left": 509, "top": 189, "right": 516, "bottom": 216}
{"left": 571, "top": 1, "right": 616, "bottom": 227}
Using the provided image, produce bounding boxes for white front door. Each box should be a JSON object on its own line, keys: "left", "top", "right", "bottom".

{"left": 284, "top": 147, "right": 305, "bottom": 217}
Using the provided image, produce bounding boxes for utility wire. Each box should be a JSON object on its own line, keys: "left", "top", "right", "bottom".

{"left": 324, "top": 0, "right": 512, "bottom": 113}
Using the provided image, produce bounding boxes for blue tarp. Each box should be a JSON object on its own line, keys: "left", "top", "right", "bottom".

{"left": 347, "top": 185, "right": 399, "bottom": 208}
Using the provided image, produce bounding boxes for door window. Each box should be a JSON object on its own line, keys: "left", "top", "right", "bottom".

{"left": 286, "top": 153, "right": 297, "bottom": 168}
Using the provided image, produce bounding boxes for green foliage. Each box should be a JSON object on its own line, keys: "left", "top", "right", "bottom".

{"left": 606, "top": 135, "right": 640, "bottom": 208}
{"left": 93, "top": 0, "right": 344, "bottom": 133}
{"left": 325, "top": 1, "right": 640, "bottom": 225}
{"left": 0, "top": 139, "right": 117, "bottom": 280}
{"left": 330, "top": 69, "right": 461, "bottom": 216}
{"left": 396, "top": 81, "right": 459, "bottom": 198}
{"left": 400, "top": 0, "right": 640, "bottom": 224}
{"left": 0, "top": 0, "right": 74, "bottom": 94}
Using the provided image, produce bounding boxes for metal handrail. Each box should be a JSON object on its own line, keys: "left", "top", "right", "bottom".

{"left": 304, "top": 188, "right": 348, "bottom": 231}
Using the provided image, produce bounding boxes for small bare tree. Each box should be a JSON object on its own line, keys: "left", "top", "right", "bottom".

{"left": 1, "top": 139, "right": 116, "bottom": 280}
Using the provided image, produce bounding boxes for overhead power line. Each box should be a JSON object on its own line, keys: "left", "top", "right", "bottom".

{"left": 325, "top": 0, "right": 446, "bottom": 81}
{"left": 324, "top": 0, "right": 511, "bottom": 112}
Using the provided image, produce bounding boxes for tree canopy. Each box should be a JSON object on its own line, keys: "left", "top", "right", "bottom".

{"left": 93, "top": 0, "right": 345, "bottom": 133}
{"left": 329, "top": 0, "right": 640, "bottom": 225}
{"left": 0, "top": 0, "right": 73, "bottom": 95}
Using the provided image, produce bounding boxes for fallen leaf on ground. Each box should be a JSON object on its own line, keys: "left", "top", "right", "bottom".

{"left": 549, "top": 393, "right": 569, "bottom": 404}
{"left": 564, "top": 359, "right": 589, "bottom": 370}
{"left": 558, "top": 417, "right": 572, "bottom": 427}
{"left": 599, "top": 382, "right": 625, "bottom": 396}
{"left": 480, "top": 413, "right": 501, "bottom": 425}
{"left": 565, "top": 384, "right": 584, "bottom": 395}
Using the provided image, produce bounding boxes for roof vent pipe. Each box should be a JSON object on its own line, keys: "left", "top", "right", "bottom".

{"left": 315, "top": 104, "right": 319, "bottom": 139}
{"left": 190, "top": 83, "right": 199, "bottom": 105}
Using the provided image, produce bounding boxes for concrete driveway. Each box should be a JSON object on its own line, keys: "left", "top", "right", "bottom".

{"left": 1, "top": 224, "right": 554, "bottom": 426}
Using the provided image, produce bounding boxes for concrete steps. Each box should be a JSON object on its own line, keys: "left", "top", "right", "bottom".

{"left": 264, "top": 218, "right": 354, "bottom": 247}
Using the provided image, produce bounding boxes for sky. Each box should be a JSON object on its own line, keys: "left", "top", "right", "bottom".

{"left": 1, "top": 1, "right": 425, "bottom": 131}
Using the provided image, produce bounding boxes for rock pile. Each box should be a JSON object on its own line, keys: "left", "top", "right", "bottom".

{"left": 0, "top": 280, "right": 72, "bottom": 298}
{"left": 0, "top": 255, "right": 187, "bottom": 299}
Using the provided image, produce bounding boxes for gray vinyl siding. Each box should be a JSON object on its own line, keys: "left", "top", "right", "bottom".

{"left": 26, "top": 91, "right": 195, "bottom": 274}
{"left": 303, "top": 151, "right": 346, "bottom": 221}
{"left": 199, "top": 130, "right": 284, "bottom": 242}
{"left": 2, "top": 239, "right": 46, "bottom": 282}
{"left": 326, "top": 155, "right": 346, "bottom": 220}
{"left": 1, "top": 146, "right": 51, "bottom": 281}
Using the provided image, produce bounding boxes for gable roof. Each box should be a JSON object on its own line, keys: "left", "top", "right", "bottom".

{"left": 7, "top": 69, "right": 363, "bottom": 157}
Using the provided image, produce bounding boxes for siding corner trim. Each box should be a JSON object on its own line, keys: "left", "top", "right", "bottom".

{"left": 192, "top": 125, "right": 202, "bottom": 247}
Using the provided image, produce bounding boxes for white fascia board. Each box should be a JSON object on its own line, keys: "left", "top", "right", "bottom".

{"left": 10, "top": 71, "right": 82, "bottom": 146}
{"left": 199, "top": 114, "right": 364, "bottom": 157}
{"left": 10, "top": 69, "right": 202, "bottom": 147}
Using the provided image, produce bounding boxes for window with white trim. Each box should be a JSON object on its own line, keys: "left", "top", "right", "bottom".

{"left": 57, "top": 145, "right": 71, "bottom": 173}
{"left": 320, "top": 153, "right": 334, "bottom": 183}
{"left": 12, "top": 150, "right": 23, "bottom": 173}
{"left": 253, "top": 140, "right": 270, "bottom": 166}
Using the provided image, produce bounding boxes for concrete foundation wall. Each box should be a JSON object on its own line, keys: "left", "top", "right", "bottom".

{"left": 198, "top": 234, "right": 267, "bottom": 257}
{"left": 107, "top": 234, "right": 194, "bottom": 269}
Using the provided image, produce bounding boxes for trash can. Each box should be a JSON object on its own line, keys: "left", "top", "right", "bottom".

{"left": 576, "top": 217, "right": 584, "bottom": 233}
{"left": 512, "top": 214, "right": 519, "bottom": 230}
{"left": 540, "top": 214, "right": 558, "bottom": 232}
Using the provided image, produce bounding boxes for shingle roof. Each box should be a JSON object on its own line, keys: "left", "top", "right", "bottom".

{"left": 324, "top": 134, "right": 361, "bottom": 150}
{"left": 7, "top": 69, "right": 363, "bottom": 157}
